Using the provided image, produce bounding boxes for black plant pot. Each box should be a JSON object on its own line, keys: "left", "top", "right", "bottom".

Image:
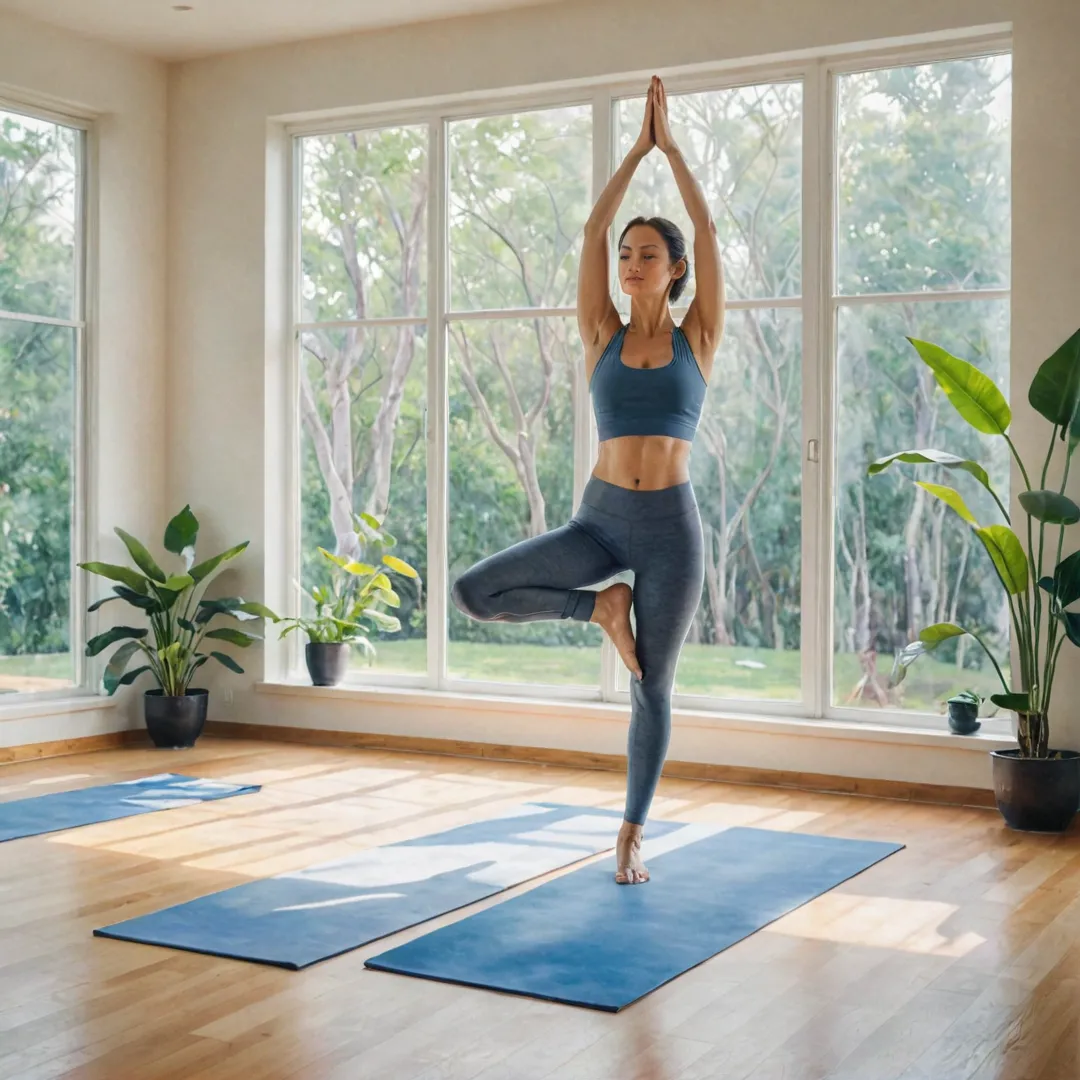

{"left": 947, "top": 701, "right": 981, "bottom": 735}
{"left": 991, "top": 749, "right": 1080, "bottom": 833}
{"left": 306, "top": 642, "right": 351, "bottom": 686}
{"left": 144, "top": 688, "right": 209, "bottom": 749}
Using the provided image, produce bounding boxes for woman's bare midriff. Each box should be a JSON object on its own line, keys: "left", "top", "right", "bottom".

{"left": 591, "top": 434, "right": 691, "bottom": 490}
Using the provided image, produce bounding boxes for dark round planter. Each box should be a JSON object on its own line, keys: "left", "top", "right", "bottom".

{"left": 144, "top": 688, "right": 208, "bottom": 749}
{"left": 947, "top": 701, "right": 981, "bottom": 735}
{"left": 305, "top": 642, "right": 351, "bottom": 686}
{"left": 991, "top": 749, "right": 1080, "bottom": 833}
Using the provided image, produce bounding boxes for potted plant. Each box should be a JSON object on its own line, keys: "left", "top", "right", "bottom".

{"left": 278, "top": 511, "right": 421, "bottom": 687}
{"left": 945, "top": 690, "right": 982, "bottom": 735}
{"left": 79, "top": 506, "right": 279, "bottom": 748}
{"left": 870, "top": 328, "right": 1080, "bottom": 832}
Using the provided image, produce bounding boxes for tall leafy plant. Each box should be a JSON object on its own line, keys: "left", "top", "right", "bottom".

{"left": 79, "top": 506, "right": 278, "bottom": 695}
{"left": 869, "top": 329, "right": 1080, "bottom": 758}
{"left": 279, "top": 511, "right": 421, "bottom": 657}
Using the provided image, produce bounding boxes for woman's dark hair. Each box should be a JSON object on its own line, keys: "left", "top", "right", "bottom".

{"left": 617, "top": 216, "right": 690, "bottom": 303}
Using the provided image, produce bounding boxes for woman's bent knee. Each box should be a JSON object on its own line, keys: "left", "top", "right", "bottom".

{"left": 451, "top": 572, "right": 489, "bottom": 620}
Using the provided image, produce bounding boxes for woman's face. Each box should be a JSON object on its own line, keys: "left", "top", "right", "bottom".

{"left": 618, "top": 224, "right": 683, "bottom": 299}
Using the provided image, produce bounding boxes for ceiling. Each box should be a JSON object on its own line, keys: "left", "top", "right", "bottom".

{"left": 0, "top": 0, "right": 563, "bottom": 61}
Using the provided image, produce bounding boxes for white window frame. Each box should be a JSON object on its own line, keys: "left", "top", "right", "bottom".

{"left": 818, "top": 43, "right": 1011, "bottom": 733}
{"left": 283, "top": 25, "right": 1012, "bottom": 733}
{"left": 0, "top": 93, "right": 94, "bottom": 702}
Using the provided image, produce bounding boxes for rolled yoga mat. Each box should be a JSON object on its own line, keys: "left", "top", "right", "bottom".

{"left": 0, "top": 772, "right": 261, "bottom": 843}
{"left": 95, "top": 803, "right": 683, "bottom": 969}
{"left": 365, "top": 825, "right": 904, "bottom": 1011}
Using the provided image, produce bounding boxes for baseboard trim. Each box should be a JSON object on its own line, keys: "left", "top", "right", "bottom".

{"left": 0, "top": 728, "right": 144, "bottom": 765}
{"left": 204, "top": 720, "right": 997, "bottom": 809}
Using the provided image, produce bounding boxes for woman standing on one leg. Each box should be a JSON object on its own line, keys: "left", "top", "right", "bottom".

{"left": 451, "top": 75, "right": 724, "bottom": 883}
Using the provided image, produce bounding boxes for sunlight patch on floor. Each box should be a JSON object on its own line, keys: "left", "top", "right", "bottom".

{"left": 765, "top": 892, "right": 986, "bottom": 956}
{"left": 0, "top": 771, "right": 93, "bottom": 796}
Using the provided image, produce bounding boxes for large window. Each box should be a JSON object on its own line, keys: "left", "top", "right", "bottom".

{"left": 445, "top": 105, "right": 594, "bottom": 686}
{"left": 616, "top": 83, "right": 803, "bottom": 702}
{"left": 290, "top": 40, "right": 1012, "bottom": 727}
{"left": 0, "top": 106, "right": 86, "bottom": 696}
{"left": 831, "top": 56, "right": 1011, "bottom": 716}
{"left": 297, "top": 126, "right": 429, "bottom": 676}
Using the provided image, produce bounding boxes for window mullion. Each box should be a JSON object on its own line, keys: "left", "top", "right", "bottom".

{"left": 802, "top": 59, "right": 835, "bottom": 719}
{"left": 284, "top": 137, "right": 304, "bottom": 682}
{"left": 72, "top": 128, "right": 91, "bottom": 691}
{"left": 428, "top": 115, "right": 449, "bottom": 691}
{"left": 0, "top": 309, "right": 84, "bottom": 329}
{"left": 592, "top": 90, "right": 620, "bottom": 703}
{"left": 819, "top": 62, "right": 840, "bottom": 720}
{"left": 834, "top": 288, "right": 1010, "bottom": 307}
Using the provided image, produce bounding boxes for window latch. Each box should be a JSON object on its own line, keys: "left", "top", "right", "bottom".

{"left": 807, "top": 438, "right": 820, "bottom": 463}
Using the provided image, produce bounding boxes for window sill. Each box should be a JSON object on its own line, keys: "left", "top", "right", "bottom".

{"left": 255, "top": 680, "right": 1016, "bottom": 753}
{"left": 0, "top": 691, "right": 115, "bottom": 724}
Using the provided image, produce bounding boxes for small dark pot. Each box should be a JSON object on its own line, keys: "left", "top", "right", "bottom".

{"left": 305, "top": 642, "right": 351, "bottom": 686}
{"left": 991, "top": 749, "right": 1080, "bottom": 833}
{"left": 947, "top": 701, "right": 981, "bottom": 735}
{"left": 144, "top": 688, "right": 208, "bottom": 749}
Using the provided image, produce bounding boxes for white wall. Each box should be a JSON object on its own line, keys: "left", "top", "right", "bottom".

{"left": 0, "top": 11, "right": 168, "bottom": 746}
{"left": 167, "top": 0, "right": 1080, "bottom": 788}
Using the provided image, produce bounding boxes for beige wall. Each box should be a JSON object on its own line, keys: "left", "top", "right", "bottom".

{"left": 0, "top": 10, "right": 168, "bottom": 741}
{"left": 1009, "top": 1, "right": 1080, "bottom": 747}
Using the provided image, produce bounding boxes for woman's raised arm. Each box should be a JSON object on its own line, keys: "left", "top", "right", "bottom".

{"left": 653, "top": 77, "right": 725, "bottom": 355}
{"left": 577, "top": 81, "right": 656, "bottom": 349}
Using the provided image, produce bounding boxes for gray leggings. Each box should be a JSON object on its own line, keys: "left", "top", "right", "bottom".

{"left": 450, "top": 474, "right": 704, "bottom": 826}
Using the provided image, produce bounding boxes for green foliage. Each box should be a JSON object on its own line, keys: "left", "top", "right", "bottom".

{"left": 947, "top": 689, "right": 982, "bottom": 707}
{"left": 870, "top": 329, "right": 1080, "bottom": 757}
{"left": 1029, "top": 327, "right": 1080, "bottom": 441}
{"left": 907, "top": 337, "right": 1012, "bottom": 436}
{"left": 449, "top": 108, "right": 591, "bottom": 310}
{"left": 869, "top": 450, "right": 994, "bottom": 494}
{"left": 279, "top": 511, "right": 421, "bottom": 659}
{"left": 916, "top": 482, "right": 978, "bottom": 526}
{"left": 0, "top": 110, "right": 78, "bottom": 661}
{"left": 78, "top": 507, "right": 278, "bottom": 696}
{"left": 0, "top": 112, "right": 78, "bottom": 319}
{"left": 833, "top": 57, "right": 1011, "bottom": 703}
{"left": 0, "top": 321, "right": 74, "bottom": 656}
{"left": 1018, "top": 490, "right": 1080, "bottom": 525}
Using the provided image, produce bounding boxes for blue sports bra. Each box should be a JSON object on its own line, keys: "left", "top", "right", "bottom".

{"left": 589, "top": 324, "right": 707, "bottom": 442}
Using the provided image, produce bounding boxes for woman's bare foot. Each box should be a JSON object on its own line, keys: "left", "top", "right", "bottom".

{"left": 590, "top": 582, "right": 642, "bottom": 679}
{"left": 615, "top": 820, "right": 649, "bottom": 884}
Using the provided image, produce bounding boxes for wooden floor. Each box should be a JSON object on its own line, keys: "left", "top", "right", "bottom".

{"left": 1, "top": 738, "right": 1078, "bottom": 1080}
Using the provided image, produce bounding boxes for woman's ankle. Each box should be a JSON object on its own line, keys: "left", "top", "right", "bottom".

{"left": 588, "top": 586, "right": 607, "bottom": 624}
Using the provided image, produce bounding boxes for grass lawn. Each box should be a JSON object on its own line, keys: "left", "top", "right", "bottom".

{"left": 5, "top": 637, "right": 1001, "bottom": 717}
{"left": 352, "top": 638, "right": 1004, "bottom": 715}
{"left": 0, "top": 652, "right": 74, "bottom": 693}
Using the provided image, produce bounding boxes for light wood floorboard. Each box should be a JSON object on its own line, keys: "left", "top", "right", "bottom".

{"left": 0, "top": 737, "right": 1077, "bottom": 1080}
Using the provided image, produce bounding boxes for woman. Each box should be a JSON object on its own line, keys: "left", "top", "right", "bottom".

{"left": 451, "top": 75, "right": 725, "bottom": 884}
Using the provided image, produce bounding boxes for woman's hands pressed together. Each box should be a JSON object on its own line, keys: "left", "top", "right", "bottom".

{"left": 631, "top": 78, "right": 656, "bottom": 158}
{"left": 631, "top": 76, "right": 679, "bottom": 159}
{"left": 651, "top": 76, "right": 678, "bottom": 156}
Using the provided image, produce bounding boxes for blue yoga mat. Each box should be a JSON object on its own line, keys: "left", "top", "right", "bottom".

{"left": 95, "top": 803, "right": 683, "bottom": 969}
{"left": 365, "top": 825, "right": 904, "bottom": 1011}
{"left": 0, "top": 772, "right": 261, "bottom": 843}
